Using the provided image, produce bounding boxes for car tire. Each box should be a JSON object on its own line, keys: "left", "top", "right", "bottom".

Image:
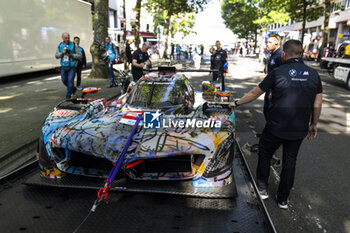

{"left": 346, "top": 73, "right": 350, "bottom": 91}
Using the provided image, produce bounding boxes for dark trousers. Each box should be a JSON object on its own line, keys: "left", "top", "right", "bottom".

{"left": 61, "top": 67, "right": 76, "bottom": 99}
{"left": 212, "top": 71, "right": 225, "bottom": 91}
{"left": 76, "top": 65, "right": 82, "bottom": 87}
{"left": 256, "top": 129, "right": 303, "bottom": 202}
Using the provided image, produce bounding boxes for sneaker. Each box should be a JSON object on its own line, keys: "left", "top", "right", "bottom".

{"left": 258, "top": 189, "right": 269, "bottom": 200}
{"left": 77, "top": 86, "right": 83, "bottom": 90}
{"left": 278, "top": 201, "right": 288, "bottom": 209}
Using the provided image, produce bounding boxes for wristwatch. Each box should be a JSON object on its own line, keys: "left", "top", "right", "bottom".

{"left": 234, "top": 100, "right": 240, "bottom": 107}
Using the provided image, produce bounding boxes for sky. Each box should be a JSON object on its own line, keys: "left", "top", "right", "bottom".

{"left": 181, "top": 0, "right": 237, "bottom": 46}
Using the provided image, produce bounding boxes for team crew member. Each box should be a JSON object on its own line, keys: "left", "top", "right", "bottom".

{"left": 105, "top": 36, "right": 119, "bottom": 88}
{"left": 73, "top": 36, "right": 86, "bottom": 90}
{"left": 212, "top": 40, "right": 228, "bottom": 91}
{"left": 229, "top": 40, "right": 323, "bottom": 209}
{"left": 126, "top": 39, "right": 133, "bottom": 71}
{"left": 264, "top": 34, "right": 282, "bottom": 120}
{"left": 55, "top": 32, "right": 82, "bottom": 99}
{"left": 132, "top": 42, "right": 151, "bottom": 82}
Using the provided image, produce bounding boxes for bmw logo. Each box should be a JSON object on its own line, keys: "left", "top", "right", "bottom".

{"left": 289, "top": 69, "right": 297, "bottom": 77}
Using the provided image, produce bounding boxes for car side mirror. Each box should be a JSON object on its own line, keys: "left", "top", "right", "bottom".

{"left": 81, "top": 87, "right": 101, "bottom": 98}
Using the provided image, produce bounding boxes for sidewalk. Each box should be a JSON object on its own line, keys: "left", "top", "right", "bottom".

{"left": 0, "top": 67, "right": 123, "bottom": 174}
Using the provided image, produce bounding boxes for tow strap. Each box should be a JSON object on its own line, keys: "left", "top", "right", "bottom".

{"left": 73, "top": 115, "right": 142, "bottom": 233}
{"left": 91, "top": 115, "right": 143, "bottom": 212}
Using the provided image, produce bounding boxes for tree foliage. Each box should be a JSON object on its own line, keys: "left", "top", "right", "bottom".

{"left": 286, "top": 0, "right": 324, "bottom": 44}
{"left": 221, "top": 0, "right": 259, "bottom": 40}
{"left": 145, "top": 0, "right": 208, "bottom": 58}
{"left": 221, "top": 0, "right": 289, "bottom": 41}
{"left": 152, "top": 12, "right": 197, "bottom": 39}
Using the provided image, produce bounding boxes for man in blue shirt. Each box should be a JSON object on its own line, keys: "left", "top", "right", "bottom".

{"left": 55, "top": 32, "right": 82, "bottom": 99}
{"left": 105, "top": 36, "right": 119, "bottom": 88}
{"left": 230, "top": 40, "right": 323, "bottom": 209}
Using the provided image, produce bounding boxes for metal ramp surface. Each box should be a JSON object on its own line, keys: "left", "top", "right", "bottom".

{"left": 0, "top": 146, "right": 270, "bottom": 233}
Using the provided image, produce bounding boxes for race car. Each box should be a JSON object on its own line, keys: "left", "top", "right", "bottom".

{"left": 38, "top": 67, "right": 236, "bottom": 188}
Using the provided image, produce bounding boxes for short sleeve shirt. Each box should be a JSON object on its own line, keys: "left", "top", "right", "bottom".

{"left": 131, "top": 48, "right": 149, "bottom": 81}
{"left": 259, "top": 58, "right": 323, "bottom": 140}
{"left": 267, "top": 47, "right": 282, "bottom": 74}
{"left": 212, "top": 49, "right": 227, "bottom": 71}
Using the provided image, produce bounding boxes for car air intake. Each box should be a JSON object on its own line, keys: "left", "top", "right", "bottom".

{"left": 129, "top": 155, "right": 192, "bottom": 173}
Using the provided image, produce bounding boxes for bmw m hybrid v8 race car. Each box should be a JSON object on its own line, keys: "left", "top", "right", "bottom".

{"left": 38, "top": 67, "right": 236, "bottom": 190}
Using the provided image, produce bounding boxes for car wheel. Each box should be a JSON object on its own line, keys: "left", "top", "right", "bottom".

{"left": 338, "top": 45, "right": 345, "bottom": 58}
{"left": 346, "top": 73, "right": 350, "bottom": 91}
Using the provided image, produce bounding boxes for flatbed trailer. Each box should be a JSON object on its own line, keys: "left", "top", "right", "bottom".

{"left": 0, "top": 140, "right": 276, "bottom": 233}
{"left": 321, "top": 57, "right": 350, "bottom": 90}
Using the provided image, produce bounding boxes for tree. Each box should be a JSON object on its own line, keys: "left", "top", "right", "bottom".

{"left": 285, "top": 0, "right": 323, "bottom": 45}
{"left": 222, "top": 0, "right": 259, "bottom": 40}
{"left": 145, "top": 0, "right": 208, "bottom": 59}
{"left": 152, "top": 12, "right": 197, "bottom": 39}
{"left": 134, "top": 0, "right": 142, "bottom": 48}
{"left": 320, "top": 0, "right": 331, "bottom": 56}
{"left": 222, "top": 0, "right": 289, "bottom": 50}
{"left": 123, "top": 0, "right": 128, "bottom": 70}
{"left": 253, "top": 0, "right": 290, "bottom": 29}
{"left": 89, "top": 0, "right": 109, "bottom": 79}
{"left": 172, "top": 13, "right": 197, "bottom": 38}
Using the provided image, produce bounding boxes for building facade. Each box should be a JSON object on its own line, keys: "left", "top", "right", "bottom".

{"left": 107, "top": 0, "right": 155, "bottom": 49}
{"left": 267, "top": 0, "right": 350, "bottom": 53}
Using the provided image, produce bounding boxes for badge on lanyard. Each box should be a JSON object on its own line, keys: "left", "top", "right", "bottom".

{"left": 63, "top": 45, "right": 70, "bottom": 62}
{"left": 63, "top": 55, "right": 69, "bottom": 62}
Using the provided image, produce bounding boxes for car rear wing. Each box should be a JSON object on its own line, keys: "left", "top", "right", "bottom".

{"left": 145, "top": 66, "right": 218, "bottom": 74}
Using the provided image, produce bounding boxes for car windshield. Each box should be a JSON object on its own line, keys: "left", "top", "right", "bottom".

{"left": 126, "top": 80, "right": 187, "bottom": 109}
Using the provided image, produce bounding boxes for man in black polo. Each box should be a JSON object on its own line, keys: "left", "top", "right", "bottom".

{"left": 212, "top": 40, "right": 228, "bottom": 91}
{"left": 264, "top": 34, "right": 282, "bottom": 120}
{"left": 229, "top": 40, "right": 323, "bottom": 209}
{"left": 132, "top": 42, "right": 151, "bottom": 82}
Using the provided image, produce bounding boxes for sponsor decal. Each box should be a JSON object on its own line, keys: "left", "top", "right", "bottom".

{"left": 143, "top": 111, "right": 222, "bottom": 129}
{"left": 143, "top": 110, "right": 162, "bottom": 129}
{"left": 291, "top": 78, "right": 307, "bottom": 81}
{"left": 289, "top": 69, "right": 297, "bottom": 77}
{"left": 51, "top": 110, "right": 76, "bottom": 117}
{"left": 299, "top": 71, "right": 309, "bottom": 76}
{"left": 120, "top": 111, "right": 143, "bottom": 125}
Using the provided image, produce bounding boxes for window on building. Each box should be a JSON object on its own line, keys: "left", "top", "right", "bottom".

{"left": 117, "top": 35, "right": 121, "bottom": 43}
{"left": 345, "top": 0, "right": 350, "bottom": 9}
{"left": 331, "top": 2, "right": 342, "bottom": 13}
{"left": 109, "top": 9, "right": 118, "bottom": 28}
{"left": 146, "top": 24, "right": 150, "bottom": 32}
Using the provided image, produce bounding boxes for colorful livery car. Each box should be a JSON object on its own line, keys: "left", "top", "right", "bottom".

{"left": 39, "top": 70, "right": 236, "bottom": 188}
